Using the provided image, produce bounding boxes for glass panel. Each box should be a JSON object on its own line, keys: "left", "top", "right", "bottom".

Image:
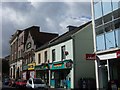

{"left": 105, "top": 31, "right": 115, "bottom": 49}
{"left": 96, "top": 26, "right": 104, "bottom": 35}
{"left": 96, "top": 34, "right": 105, "bottom": 51}
{"left": 94, "top": 1, "right": 103, "bottom": 19}
{"left": 103, "top": 13, "right": 112, "bottom": 23}
{"left": 112, "top": 0, "right": 120, "bottom": 10}
{"left": 102, "top": 1, "right": 112, "bottom": 15}
{"left": 95, "top": 17, "right": 103, "bottom": 27}
{"left": 115, "top": 28, "right": 120, "bottom": 47}
{"left": 113, "top": 8, "right": 120, "bottom": 19}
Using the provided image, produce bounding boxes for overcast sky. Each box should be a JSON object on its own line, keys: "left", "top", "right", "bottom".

{"left": 1, "top": 1, "right": 91, "bottom": 58}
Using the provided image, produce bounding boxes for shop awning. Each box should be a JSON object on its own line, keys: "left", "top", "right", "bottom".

{"left": 35, "top": 63, "right": 49, "bottom": 70}
{"left": 49, "top": 59, "right": 73, "bottom": 70}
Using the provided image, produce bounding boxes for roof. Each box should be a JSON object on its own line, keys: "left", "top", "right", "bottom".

{"left": 49, "top": 21, "right": 91, "bottom": 46}
{"left": 29, "top": 28, "right": 58, "bottom": 48}
{"left": 35, "top": 21, "right": 92, "bottom": 52}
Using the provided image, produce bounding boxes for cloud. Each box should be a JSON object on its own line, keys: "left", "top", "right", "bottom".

{"left": 1, "top": 2, "right": 91, "bottom": 57}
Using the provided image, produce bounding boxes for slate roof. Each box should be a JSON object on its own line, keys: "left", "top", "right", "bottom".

{"left": 35, "top": 21, "right": 92, "bottom": 52}
{"left": 49, "top": 21, "right": 92, "bottom": 46}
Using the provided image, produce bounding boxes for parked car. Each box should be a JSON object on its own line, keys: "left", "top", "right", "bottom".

{"left": 26, "top": 78, "right": 48, "bottom": 89}
{"left": 3, "top": 78, "right": 10, "bottom": 85}
{"left": 15, "top": 79, "right": 27, "bottom": 88}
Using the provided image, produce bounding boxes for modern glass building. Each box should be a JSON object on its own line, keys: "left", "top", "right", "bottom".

{"left": 91, "top": 0, "right": 120, "bottom": 89}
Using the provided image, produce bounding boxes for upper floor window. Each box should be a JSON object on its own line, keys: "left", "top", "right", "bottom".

{"left": 44, "top": 51, "right": 47, "bottom": 63}
{"left": 61, "top": 45, "right": 66, "bottom": 60}
{"left": 52, "top": 49, "right": 55, "bottom": 62}
{"left": 94, "top": 0, "right": 103, "bottom": 19}
{"left": 38, "top": 53, "right": 41, "bottom": 64}
{"left": 112, "top": 0, "right": 120, "bottom": 11}
{"left": 102, "top": 1, "right": 112, "bottom": 15}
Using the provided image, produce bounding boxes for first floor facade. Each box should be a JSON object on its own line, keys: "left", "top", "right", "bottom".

{"left": 9, "top": 60, "right": 22, "bottom": 79}
{"left": 96, "top": 49, "right": 120, "bottom": 90}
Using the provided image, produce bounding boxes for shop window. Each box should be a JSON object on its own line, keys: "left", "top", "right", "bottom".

{"left": 52, "top": 49, "right": 55, "bottom": 62}
{"left": 61, "top": 45, "right": 66, "bottom": 60}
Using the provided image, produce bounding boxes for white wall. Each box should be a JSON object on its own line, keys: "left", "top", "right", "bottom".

{"left": 49, "top": 39, "right": 74, "bottom": 62}
{"left": 35, "top": 48, "right": 50, "bottom": 65}
{"left": 49, "top": 39, "right": 74, "bottom": 88}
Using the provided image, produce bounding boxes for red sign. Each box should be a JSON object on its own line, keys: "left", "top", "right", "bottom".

{"left": 86, "top": 54, "right": 96, "bottom": 60}
{"left": 116, "top": 51, "right": 120, "bottom": 58}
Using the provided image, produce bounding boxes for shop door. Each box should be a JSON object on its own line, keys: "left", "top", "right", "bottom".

{"left": 99, "top": 65, "right": 108, "bottom": 90}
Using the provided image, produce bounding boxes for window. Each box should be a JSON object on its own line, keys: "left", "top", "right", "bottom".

{"left": 105, "top": 31, "right": 116, "bottom": 49}
{"left": 52, "top": 49, "right": 55, "bottom": 62}
{"left": 96, "top": 34, "right": 106, "bottom": 51}
{"left": 44, "top": 51, "right": 47, "bottom": 63}
{"left": 94, "top": 1, "right": 103, "bottom": 19}
{"left": 61, "top": 45, "right": 66, "bottom": 60}
{"left": 112, "top": 0, "right": 120, "bottom": 10}
{"left": 102, "top": 1, "right": 112, "bottom": 15}
{"left": 38, "top": 53, "right": 41, "bottom": 64}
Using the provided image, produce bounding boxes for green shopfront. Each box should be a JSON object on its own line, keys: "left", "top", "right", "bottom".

{"left": 49, "top": 59, "right": 73, "bottom": 89}
{"left": 35, "top": 63, "right": 49, "bottom": 85}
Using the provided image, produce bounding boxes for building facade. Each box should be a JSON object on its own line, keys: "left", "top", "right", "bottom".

{"left": 91, "top": 0, "right": 120, "bottom": 89}
{"left": 34, "top": 22, "right": 95, "bottom": 89}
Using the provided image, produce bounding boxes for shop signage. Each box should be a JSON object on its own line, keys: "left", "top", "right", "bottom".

{"left": 28, "top": 63, "right": 36, "bottom": 70}
{"left": 116, "top": 51, "right": 120, "bottom": 58}
{"left": 54, "top": 64, "right": 62, "bottom": 67}
{"left": 35, "top": 64, "right": 49, "bottom": 70}
{"left": 22, "top": 65, "right": 28, "bottom": 70}
{"left": 86, "top": 54, "right": 96, "bottom": 60}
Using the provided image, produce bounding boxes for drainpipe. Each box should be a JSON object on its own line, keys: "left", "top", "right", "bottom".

{"left": 91, "top": 0, "right": 100, "bottom": 89}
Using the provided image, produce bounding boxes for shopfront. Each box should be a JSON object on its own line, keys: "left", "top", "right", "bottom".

{"left": 49, "top": 59, "right": 73, "bottom": 89}
{"left": 22, "top": 63, "right": 36, "bottom": 80}
{"left": 97, "top": 50, "right": 120, "bottom": 90}
{"left": 35, "top": 63, "right": 49, "bottom": 85}
{"left": 22, "top": 64, "right": 28, "bottom": 80}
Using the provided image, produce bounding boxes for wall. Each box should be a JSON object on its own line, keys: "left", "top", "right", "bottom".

{"left": 35, "top": 48, "right": 50, "bottom": 65}
{"left": 49, "top": 39, "right": 74, "bottom": 88}
{"left": 72, "top": 23, "right": 95, "bottom": 88}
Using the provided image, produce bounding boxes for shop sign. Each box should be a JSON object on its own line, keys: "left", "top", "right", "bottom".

{"left": 28, "top": 63, "right": 36, "bottom": 70}
{"left": 22, "top": 65, "right": 28, "bottom": 70}
{"left": 116, "top": 51, "right": 120, "bottom": 58}
{"left": 86, "top": 54, "right": 96, "bottom": 60}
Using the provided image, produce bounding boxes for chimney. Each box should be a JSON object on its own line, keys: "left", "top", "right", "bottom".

{"left": 67, "top": 25, "right": 77, "bottom": 31}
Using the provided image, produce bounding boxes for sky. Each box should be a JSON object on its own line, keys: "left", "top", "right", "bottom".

{"left": 1, "top": 1, "right": 91, "bottom": 58}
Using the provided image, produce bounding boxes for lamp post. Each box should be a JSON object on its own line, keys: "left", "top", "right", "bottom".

{"left": 91, "top": 0, "right": 100, "bottom": 89}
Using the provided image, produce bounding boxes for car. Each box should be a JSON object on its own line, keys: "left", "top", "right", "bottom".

{"left": 26, "top": 78, "right": 48, "bottom": 89}
{"left": 3, "top": 78, "right": 10, "bottom": 85}
{"left": 15, "top": 79, "right": 27, "bottom": 88}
